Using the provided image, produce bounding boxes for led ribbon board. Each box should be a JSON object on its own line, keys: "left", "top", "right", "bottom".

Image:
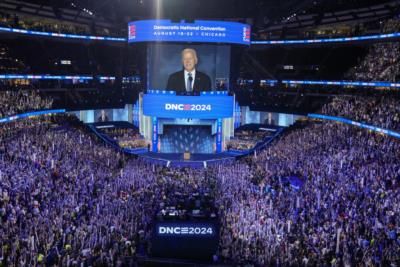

{"left": 0, "top": 26, "right": 126, "bottom": 41}
{"left": 128, "top": 20, "right": 251, "bottom": 45}
{"left": 282, "top": 80, "right": 400, "bottom": 88}
{"left": 142, "top": 93, "right": 234, "bottom": 119}
{"left": 251, "top": 33, "right": 400, "bottom": 44}
{"left": 0, "top": 109, "right": 66, "bottom": 123}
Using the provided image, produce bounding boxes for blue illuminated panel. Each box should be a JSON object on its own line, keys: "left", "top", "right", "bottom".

{"left": 152, "top": 117, "right": 158, "bottom": 152}
{"left": 128, "top": 20, "right": 251, "bottom": 45}
{"left": 143, "top": 93, "right": 234, "bottom": 119}
{"left": 1, "top": 24, "right": 400, "bottom": 45}
{"left": 0, "top": 26, "right": 126, "bottom": 42}
{"left": 308, "top": 114, "right": 400, "bottom": 139}
{"left": 252, "top": 32, "right": 400, "bottom": 45}
{"left": 283, "top": 80, "right": 400, "bottom": 88}
{"left": 0, "top": 109, "right": 66, "bottom": 123}
{"left": 0, "top": 74, "right": 93, "bottom": 80}
{"left": 0, "top": 74, "right": 116, "bottom": 80}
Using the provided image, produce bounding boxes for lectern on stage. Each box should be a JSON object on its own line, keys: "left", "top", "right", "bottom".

{"left": 138, "top": 90, "right": 235, "bottom": 154}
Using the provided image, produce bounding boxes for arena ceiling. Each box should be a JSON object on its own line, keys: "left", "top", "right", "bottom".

{"left": 16, "top": 0, "right": 396, "bottom": 23}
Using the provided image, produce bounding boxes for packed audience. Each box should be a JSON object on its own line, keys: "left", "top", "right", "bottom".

{"left": 382, "top": 18, "right": 400, "bottom": 34}
{"left": 348, "top": 42, "right": 400, "bottom": 81}
{"left": 1, "top": 115, "right": 128, "bottom": 266}
{"left": 1, "top": 84, "right": 400, "bottom": 266}
{"left": 322, "top": 95, "right": 400, "bottom": 131}
{"left": 0, "top": 12, "right": 88, "bottom": 35}
{"left": 0, "top": 90, "right": 53, "bottom": 118}
{"left": 217, "top": 120, "right": 400, "bottom": 266}
{"left": 0, "top": 116, "right": 217, "bottom": 266}
{"left": 0, "top": 11, "right": 119, "bottom": 37}
{"left": 348, "top": 18, "right": 400, "bottom": 82}
{"left": 100, "top": 127, "right": 147, "bottom": 149}
{"left": 227, "top": 129, "right": 271, "bottom": 151}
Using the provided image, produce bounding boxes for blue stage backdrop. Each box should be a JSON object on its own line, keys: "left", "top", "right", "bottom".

{"left": 128, "top": 20, "right": 250, "bottom": 45}
{"left": 160, "top": 125, "right": 213, "bottom": 153}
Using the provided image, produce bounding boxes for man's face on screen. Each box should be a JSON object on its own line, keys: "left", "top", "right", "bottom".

{"left": 182, "top": 51, "right": 197, "bottom": 72}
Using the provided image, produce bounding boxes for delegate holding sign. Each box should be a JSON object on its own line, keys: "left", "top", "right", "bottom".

{"left": 143, "top": 94, "right": 234, "bottom": 119}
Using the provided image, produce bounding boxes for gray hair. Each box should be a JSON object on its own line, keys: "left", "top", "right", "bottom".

{"left": 181, "top": 48, "right": 198, "bottom": 63}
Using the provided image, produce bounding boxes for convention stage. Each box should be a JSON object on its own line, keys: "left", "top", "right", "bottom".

{"left": 138, "top": 152, "right": 237, "bottom": 168}
{"left": 89, "top": 121, "right": 284, "bottom": 168}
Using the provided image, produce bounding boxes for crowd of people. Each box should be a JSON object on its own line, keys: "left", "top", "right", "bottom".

{"left": 0, "top": 12, "right": 89, "bottom": 36}
{"left": 0, "top": 90, "right": 53, "bottom": 118}
{"left": 322, "top": 95, "right": 400, "bottom": 131}
{"left": 1, "top": 44, "right": 400, "bottom": 266}
{"left": 347, "top": 18, "right": 400, "bottom": 82}
{"left": 382, "top": 18, "right": 400, "bottom": 34}
{"left": 0, "top": 11, "right": 118, "bottom": 37}
{"left": 0, "top": 115, "right": 220, "bottom": 265}
{"left": 0, "top": 115, "right": 136, "bottom": 266}
{"left": 227, "top": 129, "right": 271, "bottom": 151}
{"left": 0, "top": 92, "right": 398, "bottom": 266}
{"left": 216, "top": 119, "right": 400, "bottom": 266}
{"left": 99, "top": 127, "right": 147, "bottom": 149}
{"left": 348, "top": 42, "right": 400, "bottom": 81}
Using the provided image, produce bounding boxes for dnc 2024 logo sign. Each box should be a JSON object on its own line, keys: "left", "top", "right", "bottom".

{"left": 158, "top": 226, "right": 214, "bottom": 236}
{"left": 165, "top": 103, "right": 212, "bottom": 111}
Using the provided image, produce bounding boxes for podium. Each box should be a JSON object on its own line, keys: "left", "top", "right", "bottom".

{"left": 138, "top": 90, "right": 235, "bottom": 153}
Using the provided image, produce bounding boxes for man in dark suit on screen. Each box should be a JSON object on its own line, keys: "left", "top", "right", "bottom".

{"left": 166, "top": 48, "right": 212, "bottom": 94}
{"left": 97, "top": 110, "right": 109, "bottom": 122}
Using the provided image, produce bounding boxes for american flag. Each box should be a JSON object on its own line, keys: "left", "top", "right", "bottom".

{"left": 129, "top": 25, "right": 136, "bottom": 39}
{"left": 243, "top": 26, "right": 251, "bottom": 42}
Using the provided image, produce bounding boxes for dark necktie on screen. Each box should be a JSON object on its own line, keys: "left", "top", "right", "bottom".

{"left": 187, "top": 72, "right": 193, "bottom": 92}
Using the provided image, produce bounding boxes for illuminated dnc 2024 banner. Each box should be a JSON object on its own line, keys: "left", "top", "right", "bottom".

{"left": 156, "top": 222, "right": 217, "bottom": 237}
{"left": 128, "top": 20, "right": 251, "bottom": 45}
{"left": 143, "top": 94, "right": 234, "bottom": 119}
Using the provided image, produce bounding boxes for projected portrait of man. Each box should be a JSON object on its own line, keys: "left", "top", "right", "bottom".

{"left": 97, "top": 110, "right": 109, "bottom": 122}
{"left": 166, "top": 48, "right": 212, "bottom": 93}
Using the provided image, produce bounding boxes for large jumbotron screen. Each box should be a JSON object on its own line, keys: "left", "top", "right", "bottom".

{"left": 147, "top": 43, "right": 231, "bottom": 90}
